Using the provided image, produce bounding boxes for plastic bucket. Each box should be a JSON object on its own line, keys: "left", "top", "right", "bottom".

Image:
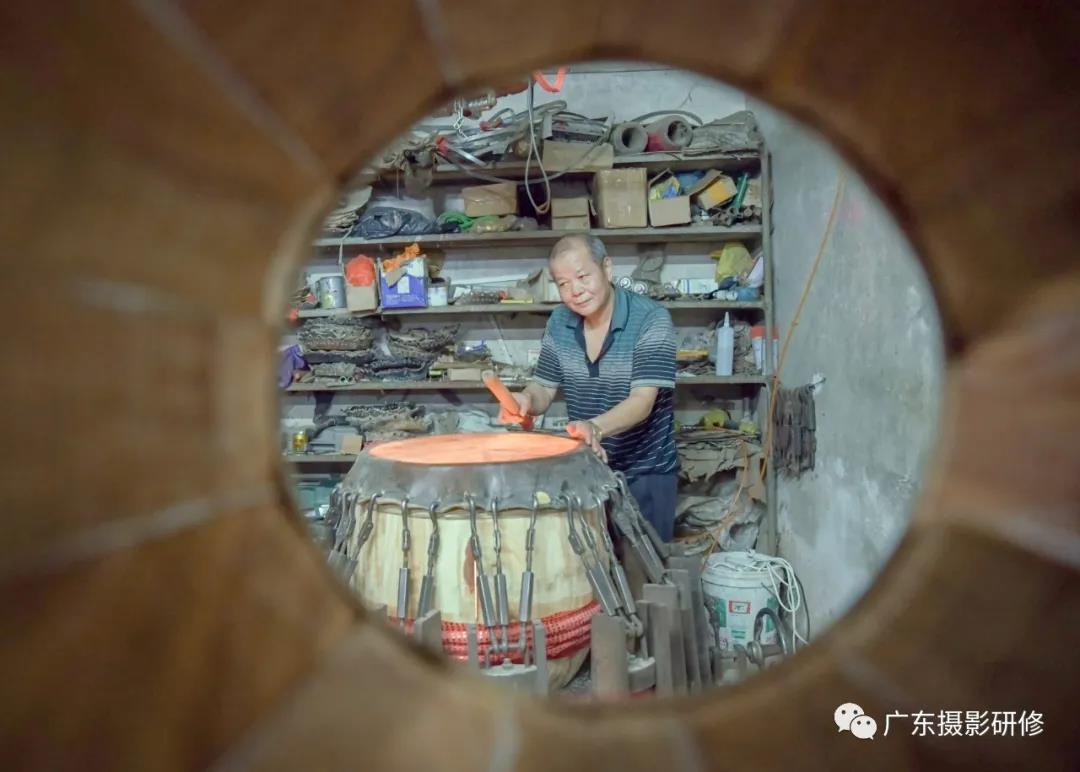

{"left": 702, "top": 551, "right": 779, "bottom": 651}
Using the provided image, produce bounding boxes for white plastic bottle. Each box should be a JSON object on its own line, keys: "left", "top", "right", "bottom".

{"left": 715, "top": 313, "right": 735, "bottom": 376}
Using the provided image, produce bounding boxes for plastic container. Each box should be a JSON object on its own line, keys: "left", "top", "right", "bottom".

{"left": 750, "top": 326, "right": 766, "bottom": 373}
{"left": 715, "top": 313, "right": 734, "bottom": 376}
{"left": 702, "top": 551, "right": 779, "bottom": 651}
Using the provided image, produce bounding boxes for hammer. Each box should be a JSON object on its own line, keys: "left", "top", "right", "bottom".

{"left": 481, "top": 370, "right": 534, "bottom": 431}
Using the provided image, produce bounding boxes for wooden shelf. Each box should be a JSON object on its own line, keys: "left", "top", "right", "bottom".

{"left": 381, "top": 303, "right": 558, "bottom": 316}
{"left": 283, "top": 374, "right": 766, "bottom": 394}
{"left": 353, "top": 150, "right": 761, "bottom": 187}
{"left": 286, "top": 454, "right": 357, "bottom": 464}
{"left": 298, "top": 299, "right": 763, "bottom": 319}
{"left": 285, "top": 380, "right": 529, "bottom": 393}
{"left": 313, "top": 224, "right": 761, "bottom": 252}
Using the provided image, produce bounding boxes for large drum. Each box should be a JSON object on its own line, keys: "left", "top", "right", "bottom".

{"left": 329, "top": 433, "right": 634, "bottom": 689}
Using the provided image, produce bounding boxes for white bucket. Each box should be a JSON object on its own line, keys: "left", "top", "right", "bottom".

{"left": 702, "top": 551, "right": 780, "bottom": 651}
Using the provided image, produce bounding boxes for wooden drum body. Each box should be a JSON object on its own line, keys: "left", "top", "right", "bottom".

{"left": 332, "top": 433, "right": 617, "bottom": 688}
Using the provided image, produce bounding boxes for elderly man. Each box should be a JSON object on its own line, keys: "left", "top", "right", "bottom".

{"left": 501, "top": 234, "right": 680, "bottom": 541}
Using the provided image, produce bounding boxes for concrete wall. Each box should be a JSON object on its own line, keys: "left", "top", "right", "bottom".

{"left": 752, "top": 101, "right": 944, "bottom": 636}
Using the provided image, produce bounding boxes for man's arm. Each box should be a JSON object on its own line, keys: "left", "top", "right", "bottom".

{"left": 589, "top": 386, "right": 658, "bottom": 438}
{"left": 520, "top": 381, "right": 558, "bottom": 416}
{"left": 499, "top": 316, "right": 561, "bottom": 422}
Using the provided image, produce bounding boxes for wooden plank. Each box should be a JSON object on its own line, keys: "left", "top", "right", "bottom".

{"left": 350, "top": 150, "right": 760, "bottom": 187}
{"left": 643, "top": 583, "right": 686, "bottom": 695}
{"left": 667, "top": 568, "right": 702, "bottom": 693}
{"left": 283, "top": 374, "right": 768, "bottom": 394}
{"left": 381, "top": 303, "right": 558, "bottom": 316}
{"left": 413, "top": 609, "right": 443, "bottom": 655}
{"left": 640, "top": 597, "right": 672, "bottom": 697}
{"left": 759, "top": 147, "right": 779, "bottom": 556}
{"left": 286, "top": 454, "right": 357, "bottom": 464}
{"left": 665, "top": 557, "right": 717, "bottom": 686}
{"left": 669, "top": 557, "right": 714, "bottom": 687}
{"left": 312, "top": 224, "right": 762, "bottom": 252}
{"left": 378, "top": 299, "right": 765, "bottom": 316}
{"left": 590, "top": 613, "right": 630, "bottom": 698}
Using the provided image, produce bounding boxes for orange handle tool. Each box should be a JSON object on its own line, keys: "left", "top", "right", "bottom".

{"left": 481, "top": 370, "right": 534, "bottom": 431}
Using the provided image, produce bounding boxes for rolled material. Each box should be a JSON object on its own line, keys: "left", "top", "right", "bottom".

{"left": 645, "top": 116, "right": 693, "bottom": 151}
{"left": 611, "top": 122, "right": 648, "bottom": 155}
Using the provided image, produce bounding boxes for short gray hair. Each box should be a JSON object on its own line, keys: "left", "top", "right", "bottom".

{"left": 549, "top": 233, "right": 607, "bottom": 265}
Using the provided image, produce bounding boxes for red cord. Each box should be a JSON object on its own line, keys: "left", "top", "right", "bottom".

{"left": 533, "top": 67, "right": 567, "bottom": 93}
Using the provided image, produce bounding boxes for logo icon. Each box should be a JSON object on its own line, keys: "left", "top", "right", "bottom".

{"left": 835, "top": 702, "right": 877, "bottom": 740}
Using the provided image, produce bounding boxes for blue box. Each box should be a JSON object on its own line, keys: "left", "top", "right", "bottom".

{"left": 378, "top": 257, "right": 428, "bottom": 309}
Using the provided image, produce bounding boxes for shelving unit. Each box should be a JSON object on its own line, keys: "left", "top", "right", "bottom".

{"left": 285, "top": 374, "right": 768, "bottom": 394}
{"left": 313, "top": 224, "right": 760, "bottom": 252}
{"left": 298, "top": 299, "right": 764, "bottom": 319}
{"left": 283, "top": 147, "right": 777, "bottom": 551}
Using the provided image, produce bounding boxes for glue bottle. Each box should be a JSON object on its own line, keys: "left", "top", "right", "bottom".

{"left": 715, "top": 313, "right": 734, "bottom": 376}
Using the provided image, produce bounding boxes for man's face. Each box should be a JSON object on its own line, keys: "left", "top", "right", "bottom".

{"left": 550, "top": 246, "right": 613, "bottom": 318}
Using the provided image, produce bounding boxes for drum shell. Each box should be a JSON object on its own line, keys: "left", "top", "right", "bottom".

{"left": 348, "top": 501, "right": 606, "bottom": 623}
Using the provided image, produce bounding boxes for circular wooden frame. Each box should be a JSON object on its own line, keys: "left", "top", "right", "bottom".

{"left": 1, "top": 2, "right": 1076, "bottom": 769}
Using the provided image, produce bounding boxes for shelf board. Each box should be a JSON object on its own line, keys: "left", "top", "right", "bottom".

{"left": 381, "top": 303, "right": 558, "bottom": 316}
{"left": 313, "top": 224, "right": 761, "bottom": 252}
{"left": 352, "top": 150, "right": 760, "bottom": 186}
{"left": 283, "top": 374, "right": 766, "bottom": 394}
{"left": 376, "top": 299, "right": 763, "bottom": 317}
{"left": 286, "top": 454, "right": 357, "bottom": 464}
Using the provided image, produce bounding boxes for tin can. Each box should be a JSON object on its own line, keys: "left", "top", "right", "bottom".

{"left": 291, "top": 431, "right": 309, "bottom": 453}
{"left": 317, "top": 275, "right": 347, "bottom": 309}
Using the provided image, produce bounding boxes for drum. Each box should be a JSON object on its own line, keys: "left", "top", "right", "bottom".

{"left": 329, "top": 432, "right": 628, "bottom": 689}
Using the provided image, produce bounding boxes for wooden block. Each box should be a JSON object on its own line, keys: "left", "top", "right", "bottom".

{"left": 667, "top": 568, "right": 702, "bottom": 693}
{"left": 669, "top": 556, "right": 715, "bottom": 686}
{"left": 413, "top": 610, "right": 443, "bottom": 655}
{"left": 643, "top": 583, "right": 686, "bottom": 695}
{"left": 590, "top": 613, "right": 629, "bottom": 698}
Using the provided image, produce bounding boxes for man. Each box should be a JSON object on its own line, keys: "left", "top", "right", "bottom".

{"left": 499, "top": 234, "right": 680, "bottom": 541}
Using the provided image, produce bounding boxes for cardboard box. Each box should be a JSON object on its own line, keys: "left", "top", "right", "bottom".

{"left": 649, "top": 196, "right": 691, "bottom": 227}
{"left": 551, "top": 196, "right": 592, "bottom": 231}
{"left": 743, "top": 177, "right": 762, "bottom": 208}
{"left": 687, "top": 170, "right": 737, "bottom": 210}
{"left": 592, "top": 168, "right": 647, "bottom": 229}
{"left": 339, "top": 434, "right": 365, "bottom": 455}
{"left": 345, "top": 283, "right": 378, "bottom": 312}
{"left": 551, "top": 196, "right": 590, "bottom": 218}
{"left": 463, "top": 182, "right": 517, "bottom": 216}
{"left": 552, "top": 215, "right": 591, "bottom": 231}
{"left": 542, "top": 140, "right": 614, "bottom": 171}
{"left": 447, "top": 366, "right": 484, "bottom": 382}
{"left": 378, "top": 256, "right": 428, "bottom": 309}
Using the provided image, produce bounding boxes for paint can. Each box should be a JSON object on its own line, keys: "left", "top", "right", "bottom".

{"left": 702, "top": 551, "right": 779, "bottom": 651}
{"left": 318, "top": 275, "right": 347, "bottom": 309}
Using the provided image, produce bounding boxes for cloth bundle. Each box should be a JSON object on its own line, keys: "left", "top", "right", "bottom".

{"left": 772, "top": 384, "right": 817, "bottom": 477}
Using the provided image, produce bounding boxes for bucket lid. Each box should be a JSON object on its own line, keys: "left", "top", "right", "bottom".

{"left": 705, "top": 550, "right": 763, "bottom": 572}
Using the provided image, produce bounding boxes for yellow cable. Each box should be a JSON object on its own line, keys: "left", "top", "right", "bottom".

{"left": 688, "top": 171, "right": 847, "bottom": 562}
{"left": 761, "top": 172, "right": 847, "bottom": 478}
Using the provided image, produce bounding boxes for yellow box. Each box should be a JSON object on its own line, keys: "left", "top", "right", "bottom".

{"left": 687, "top": 170, "right": 737, "bottom": 210}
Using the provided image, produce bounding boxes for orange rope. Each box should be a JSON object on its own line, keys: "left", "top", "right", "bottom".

{"left": 533, "top": 67, "right": 567, "bottom": 93}
{"left": 679, "top": 172, "right": 847, "bottom": 563}
{"left": 760, "top": 172, "right": 847, "bottom": 480}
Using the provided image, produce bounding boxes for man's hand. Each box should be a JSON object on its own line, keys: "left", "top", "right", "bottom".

{"left": 497, "top": 391, "right": 532, "bottom": 426}
{"left": 566, "top": 420, "right": 608, "bottom": 463}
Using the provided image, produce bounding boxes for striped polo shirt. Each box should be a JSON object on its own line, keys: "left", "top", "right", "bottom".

{"left": 533, "top": 285, "right": 679, "bottom": 477}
